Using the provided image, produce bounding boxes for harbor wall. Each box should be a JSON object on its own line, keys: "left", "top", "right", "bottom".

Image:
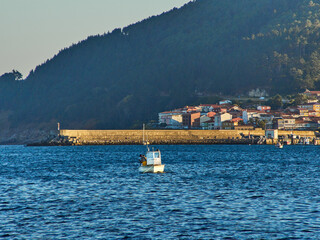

{"left": 58, "top": 129, "right": 316, "bottom": 145}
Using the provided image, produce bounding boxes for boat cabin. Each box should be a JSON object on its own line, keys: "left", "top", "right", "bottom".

{"left": 146, "top": 150, "right": 162, "bottom": 165}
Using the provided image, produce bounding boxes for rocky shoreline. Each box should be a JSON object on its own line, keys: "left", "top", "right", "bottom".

{"left": 0, "top": 129, "right": 55, "bottom": 145}
{"left": 27, "top": 138, "right": 259, "bottom": 146}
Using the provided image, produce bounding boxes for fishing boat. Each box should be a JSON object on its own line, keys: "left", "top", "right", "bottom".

{"left": 139, "top": 149, "right": 165, "bottom": 173}
{"left": 139, "top": 124, "right": 165, "bottom": 173}
{"left": 275, "top": 142, "right": 283, "bottom": 149}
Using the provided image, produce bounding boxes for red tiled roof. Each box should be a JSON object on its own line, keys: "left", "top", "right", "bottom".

{"left": 308, "top": 91, "right": 320, "bottom": 94}
{"left": 199, "top": 104, "right": 220, "bottom": 107}
{"left": 295, "top": 120, "right": 307, "bottom": 124}
{"left": 232, "top": 118, "right": 243, "bottom": 122}
{"left": 207, "top": 112, "right": 216, "bottom": 117}
{"left": 160, "top": 111, "right": 178, "bottom": 114}
{"left": 245, "top": 110, "right": 266, "bottom": 113}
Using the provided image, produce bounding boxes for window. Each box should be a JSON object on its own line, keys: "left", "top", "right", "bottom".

{"left": 154, "top": 152, "right": 160, "bottom": 158}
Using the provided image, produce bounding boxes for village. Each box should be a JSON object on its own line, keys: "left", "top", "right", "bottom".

{"left": 158, "top": 90, "right": 320, "bottom": 132}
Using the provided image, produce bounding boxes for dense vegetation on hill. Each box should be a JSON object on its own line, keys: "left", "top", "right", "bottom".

{"left": 2, "top": 0, "right": 320, "bottom": 132}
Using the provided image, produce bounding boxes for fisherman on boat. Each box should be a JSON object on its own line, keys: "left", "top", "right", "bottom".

{"left": 139, "top": 154, "right": 147, "bottom": 166}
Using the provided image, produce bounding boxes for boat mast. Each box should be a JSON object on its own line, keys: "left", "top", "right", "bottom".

{"left": 143, "top": 123, "right": 145, "bottom": 144}
{"left": 143, "top": 123, "right": 149, "bottom": 151}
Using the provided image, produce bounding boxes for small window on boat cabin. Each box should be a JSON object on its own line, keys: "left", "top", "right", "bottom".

{"left": 146, "top": 152, "right": 154, "bottom": 159}
{"left": 154, "top": 152, "right": 160, "bottom": 158}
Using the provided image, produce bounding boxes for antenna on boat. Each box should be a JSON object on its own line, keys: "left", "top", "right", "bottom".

{"left": 143, "top": 124, "right": 149, "bottom": 151}
{"left": 143, "top": 123, "right": 145, "bottom": 143}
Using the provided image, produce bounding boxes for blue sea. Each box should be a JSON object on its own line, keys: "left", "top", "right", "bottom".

{"left": 0, "top": 145, "right": 320, "bottom": 239}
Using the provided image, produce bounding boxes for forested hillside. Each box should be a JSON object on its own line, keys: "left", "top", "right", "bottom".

{"left": 2, "top": 0, "right": 320, "bottom": 136}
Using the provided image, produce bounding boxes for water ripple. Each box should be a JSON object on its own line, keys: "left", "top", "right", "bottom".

{"left": 0, "top": 145, "right": 320, "bottom": 239}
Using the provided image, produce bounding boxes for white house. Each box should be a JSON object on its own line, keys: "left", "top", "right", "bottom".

{"left": 158, "top": 111, "right": 183, "bottom": 127}
{"left": 199, "top": 115, "right": 211, "bottom": 126}
{"left": 242, "top": 110, "right": 262, "bottom": 124}
{"left": 214, "top": 113, "right": 232, "bottom": 129}
{"left": 200, "top": 115, "right": 215, "bottom": 130}
{"left": 170, "top": 114, "right": 183, "bottom": 127}
{"left": 257, "top": 106, "right": 271, "bottom": 111}
{"left": 201, "top": 120, "right": 215, "bottom": 130}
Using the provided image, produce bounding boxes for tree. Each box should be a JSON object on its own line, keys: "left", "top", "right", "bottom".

{"left": 257, "top": 120, "right": 266, "bottom": 129}
{"left": 268, "top": 94, "right": 283, "bottom": 110}
{"left": 159, "top": 123, "right": 167, "bottom": 128}
{"left": 248, "top": 118, "right": 255, "bottom": 126}
{"left": 12, "top": 70, "right": 23, "bottom": 80}
{"left": 294, "top": 94, "right": 308, "bottom": 105}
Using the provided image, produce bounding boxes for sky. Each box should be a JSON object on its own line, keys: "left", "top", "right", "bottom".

{"left": 0, "top": 0, "right": 190, "bottom": 77}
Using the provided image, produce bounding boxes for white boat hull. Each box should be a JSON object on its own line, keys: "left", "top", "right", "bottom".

{"left": 139, "top": 165, "right": 165, "bottom": 173}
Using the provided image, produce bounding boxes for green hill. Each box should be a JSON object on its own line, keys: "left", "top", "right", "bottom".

{"left": 2, "top": 0, "right": 320, "bottom": 135}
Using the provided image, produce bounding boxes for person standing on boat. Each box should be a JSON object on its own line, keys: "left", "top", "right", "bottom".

{"left": 139, "top": 154, "right": 147, "bottom": 166}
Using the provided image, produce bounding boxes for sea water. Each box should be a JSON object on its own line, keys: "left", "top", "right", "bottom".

{"left": 0, "top": 145, "right": 320, "bottom": 239}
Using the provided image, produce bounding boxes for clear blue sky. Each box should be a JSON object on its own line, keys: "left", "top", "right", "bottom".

{"left": 0, "top": 0, "right": 190, "bottom": 77}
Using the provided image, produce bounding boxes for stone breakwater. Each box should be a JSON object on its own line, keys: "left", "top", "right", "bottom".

{"left": 28, "top": 129, "right": 317, "bottom": 146}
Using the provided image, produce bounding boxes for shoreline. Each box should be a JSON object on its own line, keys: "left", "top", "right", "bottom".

{"left": 26, "top": 142, "right": 318, "bottom": 147}
{"left": 27, "top": 139, "right": 258, "bottom": 146}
